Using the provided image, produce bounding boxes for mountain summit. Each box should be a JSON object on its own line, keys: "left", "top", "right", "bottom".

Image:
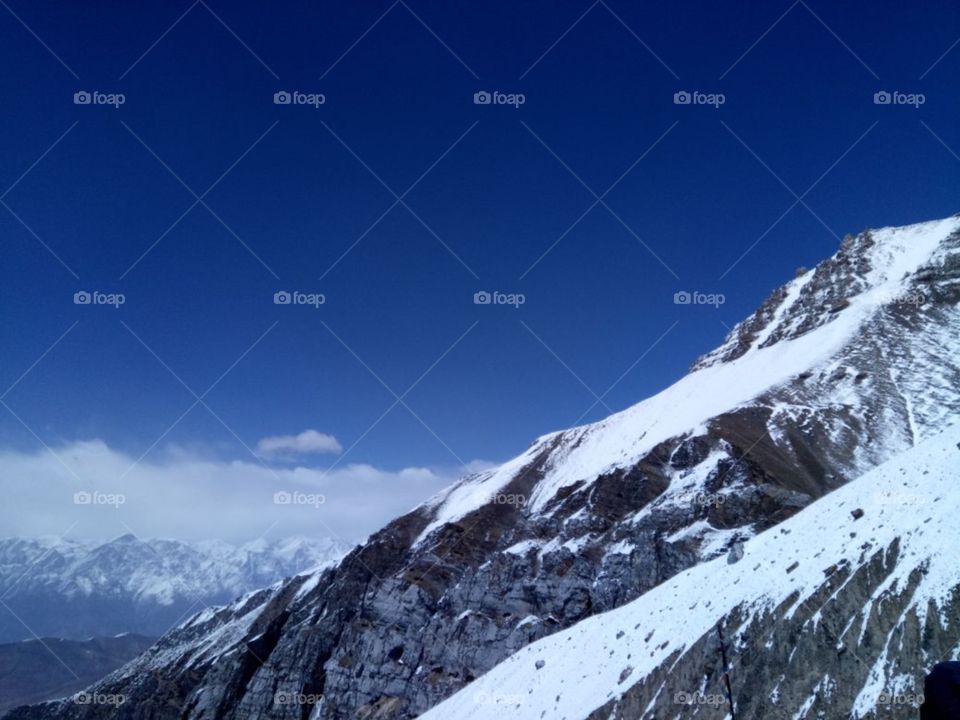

{"left": 9, "top": 214, "right": 960, "bottom": 719}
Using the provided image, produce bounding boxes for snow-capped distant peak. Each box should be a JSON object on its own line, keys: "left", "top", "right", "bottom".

{"left": 0, "top": 535, "right": 349, "bottom": 642}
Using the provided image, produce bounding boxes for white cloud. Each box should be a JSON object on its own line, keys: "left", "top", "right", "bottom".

{"left": 256, "top": 429, "right": 343, "bottom": 458}
{"left": 0, "top": 440, "right": 490, "bottom": 544}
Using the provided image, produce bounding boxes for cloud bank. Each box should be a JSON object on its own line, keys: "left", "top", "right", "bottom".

{"left": 0, "top": 440, "right": 492, "bottom": 545}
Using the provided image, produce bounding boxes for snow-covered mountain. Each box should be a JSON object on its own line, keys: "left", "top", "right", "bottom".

{"left": 0, "top": 535, "right": 348, "bottom": 642}
{"left": 422, "top": 424, "right": 960, "bottom": 719}
{"left": 7, "top": 213, "right": 960, "bottom": 719}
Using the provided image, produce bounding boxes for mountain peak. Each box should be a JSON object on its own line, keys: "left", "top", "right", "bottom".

{"left": 693, "top": 214, "right": 960, "bottom": 371}
{"left": 109, "top": 533, "right": 139, "bottom": 544}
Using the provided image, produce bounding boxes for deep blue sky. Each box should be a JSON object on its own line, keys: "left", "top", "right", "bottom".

{"left": 2, "top": 0, "right": 959, "bottom": 476}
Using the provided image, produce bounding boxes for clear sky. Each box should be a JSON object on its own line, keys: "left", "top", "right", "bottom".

{"left": 1, "top": 0, "right": 958, "bottom": 542}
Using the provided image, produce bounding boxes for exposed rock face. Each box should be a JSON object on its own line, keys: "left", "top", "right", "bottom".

{"left": 691, "top": 229, "right": 878, "bottom": 369}
{"left": 591, "top": 541, "right": 959, "bottom": 720}
{"left": 420, "top": 426, "right": 960, "bottom": 720}
{"left": 8, "top": 215, "right": 960, "bottom": 720}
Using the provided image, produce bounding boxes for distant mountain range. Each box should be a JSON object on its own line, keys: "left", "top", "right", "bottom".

{"left": 0, "top": 535, "right": 348, "bottom": 642}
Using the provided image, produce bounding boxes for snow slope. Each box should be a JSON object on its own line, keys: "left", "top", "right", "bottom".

{"left": 421, "top": 423, "right": 960, "bottom": 720}
{"left": 419, "top": 216, "right": 960, "bottom": 531}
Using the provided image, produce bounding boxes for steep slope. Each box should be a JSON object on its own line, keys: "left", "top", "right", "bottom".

{"left": 421, "top": 424, "right": 960, "bottom": 720}
{"left": 0, "top": 635, "right": 156, "bottom": 715}
{"left": 0, "top": 535, "right": 347, "bottom": 642}
{"left": 8, "top": 213, "right": 960, "bottom": 720}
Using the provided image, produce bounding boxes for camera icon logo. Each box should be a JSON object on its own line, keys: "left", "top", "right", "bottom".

{"left": 73, "top": 491, "right": 92, "bottom": 505}
{"left": 673, "top": 91, "right": 691, "bottom": 105}
{"left": 873, "top": 90, "right": 891, "bottom": 105}
{"left": 273, "top": 491, "right": 292, "bottom": 505}
{"left": 473, "top": 91, "right": 492, "bottom": 105}
{"left": 73, "top": 291, "right": 91, "bottom": 305}
{"left": 673, "top": 291, "right": 692, "bottom": 305}
{"left": 273, "top": 291, "right": 291, "bottom": 305}
{"left": 274, "top": 91, "right": 292, "bottom": 105}
{"left": 473, "top": 291, "right": 492, "bottom": 305}
{"left": 73, "top": 91, "right": 92, "bottom": 105}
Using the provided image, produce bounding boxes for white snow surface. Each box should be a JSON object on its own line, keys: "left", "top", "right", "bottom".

{"left": 416, "top": 215, "right": 960, "bottom": 537}
{"left": 421, "top": 423, "right": 960, "bottom": 720}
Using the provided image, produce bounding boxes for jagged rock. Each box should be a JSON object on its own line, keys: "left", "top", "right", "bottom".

{"left": 421, "top": 429, "right": 960, "bottom": 720}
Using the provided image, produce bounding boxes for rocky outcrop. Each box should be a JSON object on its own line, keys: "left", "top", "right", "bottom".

{"left": 420, "top": 426, "right": 960, "bottom": 720}
{"left": 592, "top": 537, "right": 959, "bottom": 719}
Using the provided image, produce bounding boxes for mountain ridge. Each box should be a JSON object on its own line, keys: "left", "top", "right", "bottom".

{"left": 8, "top": 212, "right": 960, "bottom": 719}
{"left": 0, "top": 535, "right": 348, "bottom": 643}
{"left": 422, "top": 421, "right": 960, "bottom": 719}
